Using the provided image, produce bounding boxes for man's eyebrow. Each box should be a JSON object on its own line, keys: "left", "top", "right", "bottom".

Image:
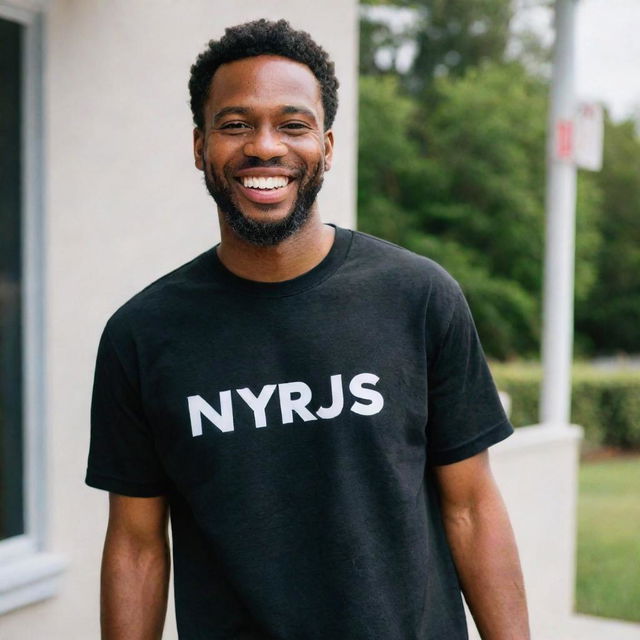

{"left": 212, "top": 105, "right": 319, "bottom": 125}
{"left": 281, "top": 105, "right": 318, "bottom": 123}
{"left": 212, "top": 106, "right": 250, "bottom": 124}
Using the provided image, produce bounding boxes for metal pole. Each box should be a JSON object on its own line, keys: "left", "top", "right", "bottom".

{"left": 540, "top": 0, "right": 579, "bottom": 426}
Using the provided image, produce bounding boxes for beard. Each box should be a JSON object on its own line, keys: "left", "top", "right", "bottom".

{"left": 203, "top": 157, "right": 324, "bottom": 247}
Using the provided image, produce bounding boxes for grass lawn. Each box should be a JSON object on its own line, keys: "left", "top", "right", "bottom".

{"left": 576, "top": 455, "right": 640, "bottom": 622}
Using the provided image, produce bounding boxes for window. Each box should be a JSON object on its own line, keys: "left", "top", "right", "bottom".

{"left": 1, "top": 13, "right": 25, "bottom": 546}
{"left": 0, "top": 1, "right": 65, "bottom": 616}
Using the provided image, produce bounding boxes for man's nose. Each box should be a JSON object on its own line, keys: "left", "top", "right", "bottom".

{"left": 243, "top": 127, "right": 287, "bottom": 160}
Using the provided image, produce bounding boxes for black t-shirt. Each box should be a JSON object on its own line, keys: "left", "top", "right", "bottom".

{"left": 86, "top": 226, "right": 512, "bottom": 640}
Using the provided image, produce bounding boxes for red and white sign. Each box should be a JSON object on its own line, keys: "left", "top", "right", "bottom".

{"left": 553, "top": 103, "right": 604, "bottom": 171}
{"left": 574, "top": 102, "right": 604, "bottom": 171}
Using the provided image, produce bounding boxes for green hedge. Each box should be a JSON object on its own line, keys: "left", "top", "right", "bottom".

{"left": 490, "top": 363, "right": 640, "bottom": 449}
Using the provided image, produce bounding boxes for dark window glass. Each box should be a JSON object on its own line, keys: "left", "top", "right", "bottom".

{"left": 0, "top": 17, "right": 25, "bottom": 541}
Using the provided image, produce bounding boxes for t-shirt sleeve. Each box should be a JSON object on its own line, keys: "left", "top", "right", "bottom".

{"left": 425, "top": 276, "right": 513, "bottom": 466}
{"left": 86, "top": 320, "right": 169, "bottom": 496}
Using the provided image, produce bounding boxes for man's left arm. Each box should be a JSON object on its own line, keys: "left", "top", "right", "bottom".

{"left": 433, "top": 450, "right": 530, "bottom": 640}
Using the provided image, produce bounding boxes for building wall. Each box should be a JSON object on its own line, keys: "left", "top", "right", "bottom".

{"left": 0, "top": 1, "right": 358, "bottom": 638}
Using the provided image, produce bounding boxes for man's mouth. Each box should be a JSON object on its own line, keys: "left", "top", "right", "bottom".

{"left": 233, "top": 174, "right": 296, "bottom": 206}
{"left": 239, "top": 175, "right": 291, "bottom": 191}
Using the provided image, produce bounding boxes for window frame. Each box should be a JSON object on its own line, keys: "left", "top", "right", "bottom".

{"left": 0, "top": 0, "right": 66, "bottom": 616}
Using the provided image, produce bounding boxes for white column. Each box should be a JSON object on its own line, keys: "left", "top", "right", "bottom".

{"left": 540, "top": 0, "right": 579, "bottom": 426}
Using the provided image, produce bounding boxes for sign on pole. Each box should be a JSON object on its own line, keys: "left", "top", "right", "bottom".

{"left": 574, "top": 102, "right": 604, "bottom": 171}
{"left": 552, "top": 103, "right": 604, "bottom": 170}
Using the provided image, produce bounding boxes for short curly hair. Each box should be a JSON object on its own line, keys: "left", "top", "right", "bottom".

{"left": 189, "top": 19, "right": 339, "bottom": 131}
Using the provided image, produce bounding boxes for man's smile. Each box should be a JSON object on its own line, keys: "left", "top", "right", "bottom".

{"left": 234, "top": 176, "right": 296, "bottom": 205}
{"left": 240, "top": 175, "right": 289, "bottom": 189}
{"left": 230, "top": 167, "right": 299, "bottom": 206}
{"left": 236, "top": 178, "right": 293, "bottom": 204}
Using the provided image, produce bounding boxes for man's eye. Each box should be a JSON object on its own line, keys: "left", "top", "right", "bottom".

{"left": 220, "top": 122, "right": 250, "bottom": 130}
{"left": 282, "top": 122, "right": 308, "bottom": 131}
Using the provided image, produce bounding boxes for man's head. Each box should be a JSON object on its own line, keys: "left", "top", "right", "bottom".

{"left": 189, "top": 19, "right": 339, "bottom": 133}
{"left": 189, "top": 20, "right": 339, "bottom": 246}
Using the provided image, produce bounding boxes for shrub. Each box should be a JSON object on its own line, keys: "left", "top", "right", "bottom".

{"left": 490, "top": 362, "right": 640, "bottom": 449}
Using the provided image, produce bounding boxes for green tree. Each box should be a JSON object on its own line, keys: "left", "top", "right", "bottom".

{"left": 358, "top": 66, "right": 543, "bottom": 357}
{"left": 360, "top": 0, "right": 513, "bottom": 94}
{"left": 410, "top": 62, "right": 547, "bottom": 357}
{"left": 409, "top": 0, "right": 513, "bottom": 91}
{"left": 358, "top": 62, "right": 602, "bottom": 359}
{"left": 576, "top": 116, "right": 640, "bottom": 353}
{"left": 358, "top": 76, "right": 410, "bottom": 243}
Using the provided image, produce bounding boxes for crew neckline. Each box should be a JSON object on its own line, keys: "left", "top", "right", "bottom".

{"left": 209, "top": 224, "right": 353, "bottom": 298}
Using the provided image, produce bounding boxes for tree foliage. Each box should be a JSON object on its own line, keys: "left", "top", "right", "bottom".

{"left": 359, "top": 65, "right": 551, "bottom": 357}
{"left": 358, "top": 0, "right": 640, "bottom": 358}
{"left": 360, "top": 0, "right": 512, "bottom": 93}
{"left": 576, "top": 116, "right": 640, "bottom": 354}
{"left": 409, "top": 0, "right": 513, "bottom": 91}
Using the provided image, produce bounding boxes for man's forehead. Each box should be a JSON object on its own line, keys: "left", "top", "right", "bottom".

{"left": 207, "top": 55, "right": 323, "bottom": 112}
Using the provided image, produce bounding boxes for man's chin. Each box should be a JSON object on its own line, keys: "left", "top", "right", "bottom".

{"left": 235, "top": 202, "right": 295, "bottom": 222}
{"left": 221, "top": 205, "right": 311, "bottom": 247}
{"left": 205, "top": 170, "right": 322, "bottom": 247}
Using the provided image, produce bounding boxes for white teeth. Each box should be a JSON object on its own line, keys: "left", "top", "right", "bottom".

{"left": 242, "top": 176, "right": 289, "bottom": 190}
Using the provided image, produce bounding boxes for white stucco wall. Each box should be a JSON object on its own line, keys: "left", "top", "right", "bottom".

{"left": 0, "top": 1, "right": 358, "bottom": 638}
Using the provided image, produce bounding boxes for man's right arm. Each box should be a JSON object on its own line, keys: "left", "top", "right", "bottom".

{"left": 101, "top": 493, "right": 170, "bottom": 640}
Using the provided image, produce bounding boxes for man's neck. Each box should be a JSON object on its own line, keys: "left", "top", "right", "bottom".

{"left": 216, "top": 213, "right": 336, "bottom": 283}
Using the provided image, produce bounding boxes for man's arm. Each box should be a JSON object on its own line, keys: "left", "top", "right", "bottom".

{"left": 101, "top": 493, "right": 170, "bottom": 640}
{"left": 433, "top": 450, "right": 530, "bottom": 640}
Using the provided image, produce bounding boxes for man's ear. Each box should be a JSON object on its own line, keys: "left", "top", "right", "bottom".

{"left": 193, "top": 127, "right": 204, "bottom": 171}
{"left": 323, "top": 129, "right": 334, "bottom": 172}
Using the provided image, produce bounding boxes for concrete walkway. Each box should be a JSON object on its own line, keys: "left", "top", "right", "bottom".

{"left": 565, "top": 614, "right": 640, "bottom": 639}
{"left": 467, "top": 613, "right": 640, "bottom": 639}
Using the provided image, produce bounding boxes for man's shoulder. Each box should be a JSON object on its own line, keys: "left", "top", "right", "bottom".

{"left": 104, "top": 247, "right": 215, "bottom": 336}
{"left": 348, "top": 229, "right": 460, "bottom": 294}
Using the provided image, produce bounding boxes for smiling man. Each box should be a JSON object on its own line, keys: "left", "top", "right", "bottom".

{"left": 86, "top": 19, "right": 530, "bottom": 640}
{"left": 196, "top": 55, "right": 331, "bottom": 249}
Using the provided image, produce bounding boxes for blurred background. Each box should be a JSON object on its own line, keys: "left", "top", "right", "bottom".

{"left": 0, "top": 1, "right": 638, "bottom": 638}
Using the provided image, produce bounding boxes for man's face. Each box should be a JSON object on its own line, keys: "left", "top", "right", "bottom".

{"left": 194, "top": 55, "right": 334, "bottom": 246}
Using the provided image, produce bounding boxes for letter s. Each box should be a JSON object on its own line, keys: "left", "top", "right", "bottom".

{"left": 349, "top": 373, "right": 384, "bottom": 416}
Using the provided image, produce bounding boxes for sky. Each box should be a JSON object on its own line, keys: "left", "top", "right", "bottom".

{"left": 515, "top": 0, "right": 640, "bottom": 121}
{"left": 366, "top": 1, "right": 640, "bottom": 122}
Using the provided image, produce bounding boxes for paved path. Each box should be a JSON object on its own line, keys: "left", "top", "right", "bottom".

{"left": 467, "top": 612, "right": 640, "bottom": 639}
{"left": 566, "top": 614, "right": 640, "bottom": 639}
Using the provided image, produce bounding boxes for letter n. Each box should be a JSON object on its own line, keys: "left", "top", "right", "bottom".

{"left": 187, "top": 392, "right": 234, "bottom": 436}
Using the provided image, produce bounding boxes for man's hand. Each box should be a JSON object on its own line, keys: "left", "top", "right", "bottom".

{"left": 101, "top": 493, "right": 170, "bottom": 640}
{"left": 433, "top": 450, "right": 530, "bottom": 640}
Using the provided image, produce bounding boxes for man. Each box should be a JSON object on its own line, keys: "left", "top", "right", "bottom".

{"left": 86, "top": 19, "right": 530, "bottom": 640}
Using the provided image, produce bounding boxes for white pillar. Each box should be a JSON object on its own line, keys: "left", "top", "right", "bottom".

{"left": 540, "top": 0, "right": 579, "bottom": 426}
